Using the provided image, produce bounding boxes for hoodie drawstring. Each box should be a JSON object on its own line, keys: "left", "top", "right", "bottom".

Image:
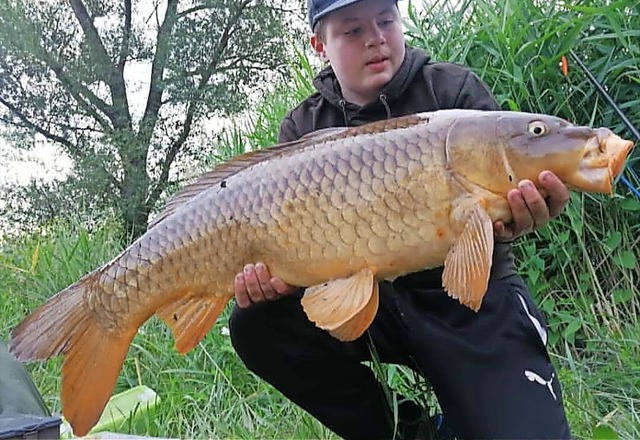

{"left": 338, "top": 99, "right": 349, "bottom": 126}
{"left": 379, "top": 94, "right": 392, "bottom": 119}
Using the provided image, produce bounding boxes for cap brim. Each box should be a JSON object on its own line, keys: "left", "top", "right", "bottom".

{"left": 313, "top": 0, "right": 364, "bottom": 28}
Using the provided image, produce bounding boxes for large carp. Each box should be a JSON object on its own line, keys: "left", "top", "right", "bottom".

{"left": 8, "top": 109, "right": 634, "bottom": 436}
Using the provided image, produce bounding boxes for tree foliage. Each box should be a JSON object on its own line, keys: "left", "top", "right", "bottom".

{"left": 0, "top": 0, "right": 304, "bottom": 237}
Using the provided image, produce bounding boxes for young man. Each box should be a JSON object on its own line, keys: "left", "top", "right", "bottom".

{"left": 229, "top": 0, "right": 573, "bottom": 438}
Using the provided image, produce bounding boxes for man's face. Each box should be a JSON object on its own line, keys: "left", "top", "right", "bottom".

{"left": 311, "top": 0, "right": 405, "bottom": 106}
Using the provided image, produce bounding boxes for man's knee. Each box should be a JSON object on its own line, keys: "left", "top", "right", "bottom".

{"left": 229, "top": 298, "right": 303, "bottom": 368}
{"left": 229, "top": 303, "right": 269, "bottom": 366}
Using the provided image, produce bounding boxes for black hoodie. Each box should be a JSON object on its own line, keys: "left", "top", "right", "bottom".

{"left": 278, "top": 45, "right": 516, "bottom": 287}
{"left": 279, "top": 46, "right": 501, "bottom": 141}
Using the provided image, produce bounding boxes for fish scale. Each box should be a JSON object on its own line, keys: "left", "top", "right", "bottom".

{"left": 227, "top": 127, "right": 442, "bottom": 285}
{"left": 8, "top": 109, "right": 633, "bottom": 437}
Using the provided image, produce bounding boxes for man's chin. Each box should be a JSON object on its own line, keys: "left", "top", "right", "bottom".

{"left": 364, "top": 71, "right": 394, "bottom": 91}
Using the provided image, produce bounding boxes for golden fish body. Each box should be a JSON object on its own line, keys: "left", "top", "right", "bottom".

{"left": 9, "top": 109, "right": 634, "bottom": 436}
{"left": 103, "top": 114, "right": 456, "bottom": 317}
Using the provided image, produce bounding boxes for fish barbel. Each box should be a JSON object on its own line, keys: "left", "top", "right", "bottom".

{"left": 8, "top": 109, "right": 634, "bottom": 436}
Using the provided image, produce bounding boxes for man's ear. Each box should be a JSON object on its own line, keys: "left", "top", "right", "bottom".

{"left": 310, "top": 34, "right": 329, "bottom": 62}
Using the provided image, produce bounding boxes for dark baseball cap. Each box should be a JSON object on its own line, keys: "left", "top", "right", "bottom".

{"left": 307, "top": 0, "right": 399, "bottom": 31}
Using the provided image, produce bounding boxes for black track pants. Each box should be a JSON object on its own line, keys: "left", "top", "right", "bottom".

{"left": 229, "top": 275, "right": 572, "bottom": 440}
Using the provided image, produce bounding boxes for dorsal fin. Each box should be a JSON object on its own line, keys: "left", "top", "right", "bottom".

{"left": 147, "top": 126, "right": 349, "bottom": 230}
{"left": 299, "top": 126, "right": 348, "bottom": 141}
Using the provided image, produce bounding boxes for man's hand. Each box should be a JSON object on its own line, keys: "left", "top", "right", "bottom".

{"left": 234, "top": 262, "right": 299, "bottom": 308}
{"left": 494, "top": 171, "right": 570, "bottom": 241}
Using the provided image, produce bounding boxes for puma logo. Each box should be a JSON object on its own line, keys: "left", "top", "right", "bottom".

{"left": 524, "top": 369, "right": 557, "bottom": 401}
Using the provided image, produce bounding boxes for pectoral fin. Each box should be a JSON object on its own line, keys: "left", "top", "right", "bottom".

{"left": 442, "top": 203, "right": 494, "bottom": 311}
{"left": 301, "top": 268, "right": 379, "bottom": 342}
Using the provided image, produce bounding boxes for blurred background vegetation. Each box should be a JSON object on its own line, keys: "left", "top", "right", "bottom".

{"left": 1, "top": 0, "right": 638, "bottom": 438}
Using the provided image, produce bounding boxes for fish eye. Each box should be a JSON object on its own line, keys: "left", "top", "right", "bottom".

{"left": 528, "top": 121, "right": 547, "bottom": 136}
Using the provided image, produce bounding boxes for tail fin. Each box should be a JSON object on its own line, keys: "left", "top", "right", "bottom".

{"left": 9, "top": 275, "right": 136, "bottom": 437}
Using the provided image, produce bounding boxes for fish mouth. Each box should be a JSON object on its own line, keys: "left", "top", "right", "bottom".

{"left": 575, "top": 129, "right": 634, "bottom": 194}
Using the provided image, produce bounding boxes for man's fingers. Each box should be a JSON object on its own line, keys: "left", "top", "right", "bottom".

{"left": 495, "top": 174, "right": 570, "bottom": 241}
{"left": 234, "top": 273, "right": 252, "bottom": 309}
{"left": 243, "top": 264, "right": 267, "bottom": 304}
{"left": 539, "top": 171, "right": 570, "bottom": 218}
{"left": 270, "top": 277, "right": 288, "bottom": 294}
{"left": 234, "top": 262, "right": 300, "bottom": 308}
{"left": 271, "top": 277, "right": 298, "bottom": 296}
{"left": 518, "top": 180, "right": 549, "bottom": 230}
{"left": 493, "top": 220, "right": 513, "bottom": 242}
{"left": 255, "top": 262, "right": 279, "bottom": 300}
{"left": 508, "top": 186, "right": 535, "bottom": 234}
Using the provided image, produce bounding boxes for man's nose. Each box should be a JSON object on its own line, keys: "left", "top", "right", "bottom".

{"left": 365, "top": 25, "right": 386, "bottom": 47}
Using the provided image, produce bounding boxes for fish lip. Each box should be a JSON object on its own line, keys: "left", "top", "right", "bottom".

{"left": 598, "top": 130, "right": 634, "bottom": 180}
{"left": 577, "top": 131, "right": 634, "bottom": 194}
{"left": 607, "top": 138, "right": 634, "bottom": 179}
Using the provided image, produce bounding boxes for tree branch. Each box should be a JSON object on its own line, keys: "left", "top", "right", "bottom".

{"left": 177, "top": 5, "right": 208, "bottom": 18}
{"left": 204, "top": 0, "right": 253, "bottom": 81}
{"left": 138, "top": 0, "right": 179, "bottom": 145}
{"left": 68, "top": 0, "right": 116, "bottom": 82}
{"left": 146, "top": 107, "right": 196, "bottom": 207}
{"left": 147, "top": 0, "right": 253, "bottom": 207}
{"left": 69, "top": 0, "right": 131, "bottom": 129}
{"left": 0, "top": 95, "right": 80, "bottom": 155}
{"left": 44, "top": 119, "right": 103, "bottom": 135}
{"left": 218, "top": 54, "right": 256, "bottom": 70}
{"left": 117, "top": 0, "right": 132, "bottom": 73}
{"left": 43, "top": 53, "right": 114, "bottom": 127}
{"left": 2, "top": 5, "right": 115, "bottom": 128}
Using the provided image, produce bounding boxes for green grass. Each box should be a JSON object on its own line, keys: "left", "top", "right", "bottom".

{"left": 557, "top": 334, "right": 640, "bottom": 438}
{"left": 1, "top": 217, "right": 638, "bottom": 439}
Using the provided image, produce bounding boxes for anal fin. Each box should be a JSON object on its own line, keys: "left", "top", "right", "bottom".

{"left": 442, "top": 203, "right": 494, "bottom": 311}
{"left": 156, "top": 295, "right": 231, "bottom": 354}
{"left": 301, "top": 268, "right": 379, "bottom": 342}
